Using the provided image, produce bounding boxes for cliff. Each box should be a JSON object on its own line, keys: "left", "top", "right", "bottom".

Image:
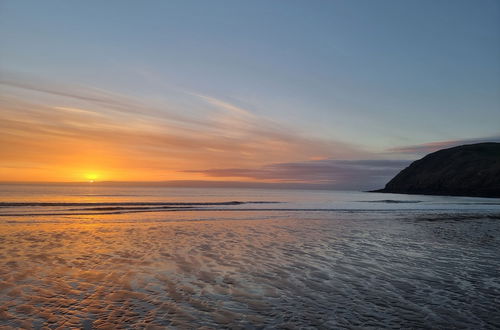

{"left": 375, "top": 142, "right": 500, "bottom": 198}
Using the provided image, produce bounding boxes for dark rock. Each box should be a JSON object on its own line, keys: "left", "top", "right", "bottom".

{"left": 374, "top": 143, "right": 500, "bottom": 198}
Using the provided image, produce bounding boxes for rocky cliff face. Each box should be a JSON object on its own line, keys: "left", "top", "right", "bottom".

{"left": 375, "top": 143, "right": 500, "bottom": 198}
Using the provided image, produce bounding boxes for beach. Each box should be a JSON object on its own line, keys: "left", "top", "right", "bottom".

{"left": 1, "top": 186, "right": 500, "bottom": 328}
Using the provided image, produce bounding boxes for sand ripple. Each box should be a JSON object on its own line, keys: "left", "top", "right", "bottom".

{"left": 1, "top": 211, "right": 499, "bottom": 328}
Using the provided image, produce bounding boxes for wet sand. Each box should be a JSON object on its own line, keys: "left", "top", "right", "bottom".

{"left": 1, "top": 211, "right": 499, "bottom": 328}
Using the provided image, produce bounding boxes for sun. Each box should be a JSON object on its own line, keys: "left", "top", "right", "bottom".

{"left": 85, "top": 173, "right": 98, "bottom": 183}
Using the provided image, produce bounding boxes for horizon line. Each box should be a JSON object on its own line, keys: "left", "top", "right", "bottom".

{"left": 0, "top": 180, "right": 367, "bottom": 191}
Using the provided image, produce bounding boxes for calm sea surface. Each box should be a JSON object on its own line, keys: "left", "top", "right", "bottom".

{"left": 1, "top": 184, "right": 499, "bottom": 328}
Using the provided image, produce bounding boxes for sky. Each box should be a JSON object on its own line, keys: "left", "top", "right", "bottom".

{"left": 0, "top": 0, "right": 499, "bottom": 189}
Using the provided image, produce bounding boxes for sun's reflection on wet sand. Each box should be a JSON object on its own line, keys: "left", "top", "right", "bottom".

{"left": 1, "top": 215, "right": 309, "bottom": 328}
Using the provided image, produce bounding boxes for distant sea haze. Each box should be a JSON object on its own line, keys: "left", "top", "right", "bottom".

{"left": 0, "top": 156, "right": 413, "bottom": 191}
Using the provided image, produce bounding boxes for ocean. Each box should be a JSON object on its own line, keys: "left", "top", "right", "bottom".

{"left": 1, "top": 184, "right": 499, "bottom": 328}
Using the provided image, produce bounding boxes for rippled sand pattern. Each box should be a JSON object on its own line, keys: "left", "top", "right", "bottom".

{"left": 1, "top": 212, "right": 499, "bottom": 328}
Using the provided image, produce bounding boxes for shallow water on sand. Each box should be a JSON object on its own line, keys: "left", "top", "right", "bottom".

{"left": 1, "top": 186, "right": 500, "bottom": 328}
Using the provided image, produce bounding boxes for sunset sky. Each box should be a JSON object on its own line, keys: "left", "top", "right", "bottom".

{"left": 1, "top": 0, "right": 499, "bottom": 189}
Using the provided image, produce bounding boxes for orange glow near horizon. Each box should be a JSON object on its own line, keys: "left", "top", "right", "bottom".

{"left": 0, "top": 153, "right": 273, "bottom": 183}
{"left": 0, "top": 75, "right": 364, "bottom": 184}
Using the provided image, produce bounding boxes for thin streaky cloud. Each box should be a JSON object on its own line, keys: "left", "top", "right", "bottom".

{"left": 0, "top": 71, "right": 213, "bottom": 129}
{"left": 0, "top": 73, "right": 369, "bottom": 181}
{"left": 193, "top": 93, "right": 255, "bottom": 117}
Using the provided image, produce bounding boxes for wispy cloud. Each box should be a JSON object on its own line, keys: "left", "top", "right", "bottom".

{"left": 4, "top": 71, "right": 496, "bottom": 185}
{"left": 0, "top": 71, "right": 365, "bottom": 181}
{"left": 192, "top": 93, "right": 254, "bottom": 117}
